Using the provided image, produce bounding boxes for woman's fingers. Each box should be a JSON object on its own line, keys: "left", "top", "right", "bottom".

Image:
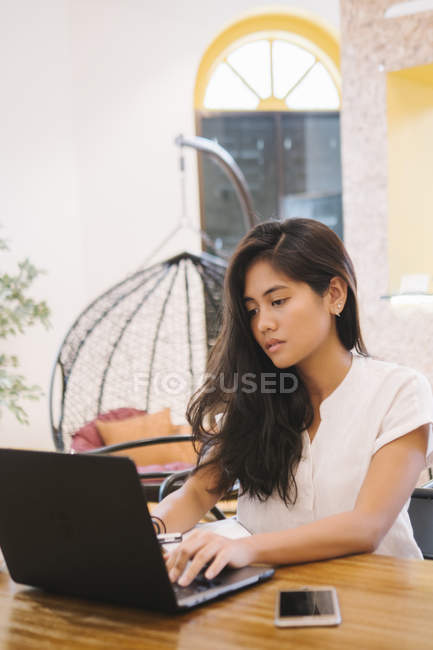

{"left": 203, "top": 549, "right": 230, "bottom": 580}
{"left": 177, "top": 541, "right": 222, "bottom": 586}
{"left": 165, "top": 549, "right": 177, "bottom": 572}
{"left": 166, "top": 540, "right": 200, "bottom": 580}
{"left": 166, "top": 532, "right": 209, "bottom": 581}
{"left": 166, "top": 532, "right": 225, "bottom": 584}
{"left": 166, "top": 534, "right": 254, "bottom": 586}
{"left": 204, "top": 538, "right": 255, "bottom": 579}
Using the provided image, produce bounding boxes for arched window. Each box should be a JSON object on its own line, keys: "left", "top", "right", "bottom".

{"left": 194, "top": 9, "right": 342, "bottom": 255}
{"left": 204, "top": 36, "right": 340, "bottom": 111}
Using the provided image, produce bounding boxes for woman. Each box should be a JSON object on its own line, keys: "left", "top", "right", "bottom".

{"left": 152, "top": 218, "right": 433, "bottom": 587}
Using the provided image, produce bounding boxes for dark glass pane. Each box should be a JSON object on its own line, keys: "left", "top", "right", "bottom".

{"left": 198, "top": 111, "right": 343, "bottom": 256}
{"left": 281, "top": 112, "right": 343, "bottom": 238}
{"left": 200, "top": 113, "right": 278, "bottom": 256}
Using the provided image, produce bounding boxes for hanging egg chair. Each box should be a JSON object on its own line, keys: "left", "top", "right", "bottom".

{"left": 50, "top": 135, "right": 256, "bottom": 453}
{"left": 50, "top": 251, "right": 226, "bottom": 451}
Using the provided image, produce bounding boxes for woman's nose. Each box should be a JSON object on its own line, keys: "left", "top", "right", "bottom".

{"left": 257, "top": 309, "right": 277, "bottom": 333}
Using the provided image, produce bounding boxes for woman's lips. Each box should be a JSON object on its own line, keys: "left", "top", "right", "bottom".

{"left": 266, "top": 340, "right": 285, "bottom": 353}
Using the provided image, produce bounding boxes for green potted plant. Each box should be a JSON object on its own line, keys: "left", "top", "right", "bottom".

{"left": 0, "top": 235, "right": 50, "bottom": 424}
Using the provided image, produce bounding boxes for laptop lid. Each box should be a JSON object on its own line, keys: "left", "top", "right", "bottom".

{"left": 0, "top": 449, "right": 273, "bottom": 612}
{"left": 0, "top": 449, "right": 178, "bottom": 611}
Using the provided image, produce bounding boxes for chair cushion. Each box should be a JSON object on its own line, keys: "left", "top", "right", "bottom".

{"left": 71, "top": 407, "right": 147, "bottom": 452}
{"left": 95, "top": 408, "right": 197, "bottom": 466}
{"left": 136, "top": 462, "right": 193, "bottom": 483}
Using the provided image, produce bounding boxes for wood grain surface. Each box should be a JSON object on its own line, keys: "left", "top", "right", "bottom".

{"left": 0, "top": 553, "right": 432, "bottom": 649}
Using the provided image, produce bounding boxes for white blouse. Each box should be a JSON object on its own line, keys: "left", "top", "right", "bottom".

{"left": 237, "top": 355, "right": 433, "bottom": 559}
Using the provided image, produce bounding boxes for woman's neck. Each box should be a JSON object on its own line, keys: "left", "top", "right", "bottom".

{"left": 297, "top": 343, "right": 353, "bottom": 406}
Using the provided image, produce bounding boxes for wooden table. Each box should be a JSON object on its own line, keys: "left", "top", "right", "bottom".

{"left": 0, "top": 553, "right": 432, "bottom": 649}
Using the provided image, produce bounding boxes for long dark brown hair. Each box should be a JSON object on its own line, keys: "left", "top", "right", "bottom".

{"left": 187, "top": 218, "right": 368, "bottom": 505}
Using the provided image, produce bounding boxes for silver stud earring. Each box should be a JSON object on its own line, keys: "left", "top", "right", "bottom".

{"left": 336, "top": 303, "right": 342, "bottom": 318}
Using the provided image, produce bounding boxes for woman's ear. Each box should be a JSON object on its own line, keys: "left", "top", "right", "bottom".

{"left": 327, "top": 277, "right": 348, "bottom": 316}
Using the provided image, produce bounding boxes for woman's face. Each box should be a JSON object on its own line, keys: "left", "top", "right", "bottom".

{"left": 243, "top": 259, "right": 337, "bottom": 369}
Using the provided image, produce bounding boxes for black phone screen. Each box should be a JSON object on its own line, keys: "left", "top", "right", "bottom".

{"left": 279, "top": 590, "right": 335, "bottom": 617}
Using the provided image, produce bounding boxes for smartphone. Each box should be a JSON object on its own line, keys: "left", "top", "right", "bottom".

{"left": 275, "top": 586, "right": 341, "bottom": 627}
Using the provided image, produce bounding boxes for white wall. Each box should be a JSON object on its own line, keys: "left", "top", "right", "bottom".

{"left": 0, "top": 0, "right": 340, "bottom": 449}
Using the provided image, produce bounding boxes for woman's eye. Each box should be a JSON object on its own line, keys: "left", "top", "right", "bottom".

{"left": 247, "top": 308, "right": 257, "bottom": 318}
{"left": 272, "top": 298, "right": 287, "bottom": 307}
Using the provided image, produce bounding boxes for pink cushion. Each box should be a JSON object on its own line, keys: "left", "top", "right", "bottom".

{"left": 136, "top": 461, "right": 193, "bottom": 482}
{"left": 71, "top": 407, "right": 147, "bottom": 452}
{"left": 71, "top": 408, "right": 193, "bottom": 481}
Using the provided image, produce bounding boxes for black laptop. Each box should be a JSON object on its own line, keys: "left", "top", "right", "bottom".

{"left": 0, "top": 449, "right": 273, "bottom": 612}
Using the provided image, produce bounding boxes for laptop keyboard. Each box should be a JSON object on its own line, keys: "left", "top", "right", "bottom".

{"left": 172, "top": 570, "right": 223, "bottom": 599}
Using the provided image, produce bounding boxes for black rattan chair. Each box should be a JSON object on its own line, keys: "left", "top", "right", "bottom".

{"left": 49, "top": 251, "right": 226, "bottom": 508}
{"left": 409, "top": 480, "right": 433, "bottom": 559}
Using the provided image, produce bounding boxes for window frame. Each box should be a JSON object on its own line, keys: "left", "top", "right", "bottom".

{"left": 195, "top": 109, "right": 342, "bottom": 246}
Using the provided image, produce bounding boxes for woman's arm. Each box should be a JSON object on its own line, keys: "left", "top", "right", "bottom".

{"left": 151, "top": 463, "right": 223, "bottom": 534}
{"left": 167, "top": 424, "right": 429, "bottom": 585}
{"left": 249, "top": 422, "right": 429, "bottom": 564}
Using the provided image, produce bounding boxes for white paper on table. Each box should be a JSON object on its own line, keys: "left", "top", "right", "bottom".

{"left": 193, "top": 517, "right": 251, "bottom": 539}
{"left": 161, "top": 517, "right": 250, "bottom": 554}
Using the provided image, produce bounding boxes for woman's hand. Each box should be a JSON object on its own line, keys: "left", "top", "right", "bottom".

{"left": 165, "top": 530, "right": 255, "bottom": 586}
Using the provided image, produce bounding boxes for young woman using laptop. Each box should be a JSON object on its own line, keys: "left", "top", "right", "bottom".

{"left": 151, "top": 218, "right": 433, "bottom": 587}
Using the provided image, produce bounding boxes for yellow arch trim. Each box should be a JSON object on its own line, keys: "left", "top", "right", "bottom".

{"left": 194, "top": 7, "right": 341, "bottom": 109}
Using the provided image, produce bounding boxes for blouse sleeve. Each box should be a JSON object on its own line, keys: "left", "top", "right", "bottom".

{"left": 372, "top": 370, "right": 433, "bottom": 465}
